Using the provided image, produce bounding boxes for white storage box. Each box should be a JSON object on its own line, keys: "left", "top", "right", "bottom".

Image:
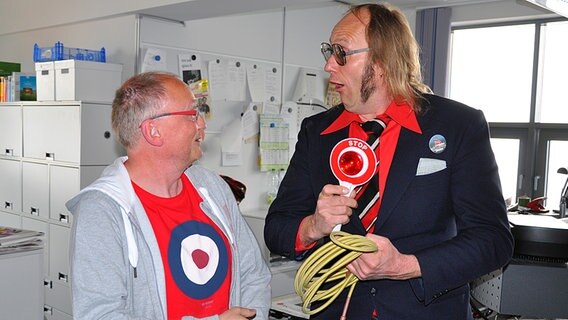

{"left": 35, "top": 61, "right": 55, "bottom": 101}
{"left": 54, "top": 60, "right": 122, "bottom": 102}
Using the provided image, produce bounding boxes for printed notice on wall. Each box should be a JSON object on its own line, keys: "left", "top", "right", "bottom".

{"left": 179, "top": 53, "right": 203, "bottom": 85}
{"left": 259, "top": 114, "right": 289, "bottom": 171}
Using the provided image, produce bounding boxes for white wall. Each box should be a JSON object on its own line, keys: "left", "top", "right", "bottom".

{"left": 0, "top": 15, "right": 137, "bottom": 79}
{"left": 0, "top": 0, "right": 554, "bottom": 215}
{"left": 141, "top": 11, "right": 284, "bottom": 62}
{"left": 136, "top": 3, "right": 348, "bottom": 213}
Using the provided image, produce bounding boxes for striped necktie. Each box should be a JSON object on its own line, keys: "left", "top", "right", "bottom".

{"left": 356, "top": 118, "right": 387, "bottom": 233}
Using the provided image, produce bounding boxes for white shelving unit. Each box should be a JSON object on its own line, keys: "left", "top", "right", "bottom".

{"left": 0, "top": 101, "right": 125, "bottom": 320}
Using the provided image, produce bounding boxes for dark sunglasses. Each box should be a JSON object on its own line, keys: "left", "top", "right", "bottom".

{"left": 321, "top": 42, "right": 369, "bottom": 66}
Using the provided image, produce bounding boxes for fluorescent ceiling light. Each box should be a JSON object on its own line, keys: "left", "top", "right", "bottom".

{"left": 525, "top": 0, "right": 568, "bottom": 18}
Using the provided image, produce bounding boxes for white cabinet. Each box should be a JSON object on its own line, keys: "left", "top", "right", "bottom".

{"left": 49, "top": 224, "right": 70, "bottom": 287}
{"left": 23, "top": 103, "right": 117, "bottom": 165}
{"left": 22, "top": 161, "right": 50, "bottom": 219}
{"left": 47, "top": 224, "right": 72, "bottom": 315}
{"left": 23, "top": 106, "right": 80, "bottom": 163}
{"left": 50, "top": 166, "right": 78, "bottom": 225}
{"left": 23, "top": 217, "right": 49, "bottom": 276}
{"left": 0, "top": 210, "right": 22, "bottom": 228}
{"left": 45, "top": 307, "right": 73, "bottom": 320}
{"left": 22, "top": 162, "right": 106, "bottom": 226}
{"left": 0, "top": 158, "right": 22, "bottom": 214}
{"left": 0, "top": 103, "right": 22, "bottom": 157}
{"left": 50, "top": 165, "right": 106, "bottom": 225}
{"left": 0, "top": 101, "right": 125, "bottom": 319}
{"left": 0, "top": 249, "right": 44, "bottom": 320}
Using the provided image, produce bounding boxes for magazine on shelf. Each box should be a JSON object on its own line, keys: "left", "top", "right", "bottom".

{"left": 0, "top": 226, "right": 44, "bottom": 254}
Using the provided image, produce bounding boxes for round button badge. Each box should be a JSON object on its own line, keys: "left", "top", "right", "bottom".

{"left": 429, "top": 134, "right": 447, "bottom": 154}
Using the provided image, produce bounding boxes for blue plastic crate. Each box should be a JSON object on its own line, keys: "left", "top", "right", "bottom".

{"left": 33, "top": 41, "right": 106, "bottom": 63}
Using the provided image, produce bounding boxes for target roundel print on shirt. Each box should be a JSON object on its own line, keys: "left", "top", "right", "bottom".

{"left": 168, "top": 220, "right": 229, "bottom": 299}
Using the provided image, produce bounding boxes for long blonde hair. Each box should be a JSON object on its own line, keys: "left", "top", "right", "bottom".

{"left": 349, "top": 4, "right": 431, "bottom": 112}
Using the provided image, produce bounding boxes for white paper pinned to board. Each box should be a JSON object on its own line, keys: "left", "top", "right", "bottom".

{"left": 220, "top": 117, "right": 243, "bottom": 166}
{"left": 141, "top": 47, "right": 167, "bottom": 72}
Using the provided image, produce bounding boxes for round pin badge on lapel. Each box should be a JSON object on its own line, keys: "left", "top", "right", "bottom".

{"left": 429, "top": 134, "right": 447, "bottom": 154}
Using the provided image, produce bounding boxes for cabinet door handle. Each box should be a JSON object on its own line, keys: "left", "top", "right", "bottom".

{"left": 58, "top": 272, "right": 68, "bottom": 282}
{"left": 45, "top": 152, "right": 55, "bottom": 160}
{"left": 30, "top": 207, "right": 39, "bottom": 216}
{"left": 59, "top": 213, "right": 69, "bottom": 223}
{"left": 4, "top": 201, "right": 12, "bottom": 210}
{"left": 43, "top": 305, "right": 53, "bottom": 315}
{"left": 44, "top": 280, "right": 53, "bottom": 289}
{"left": 4, "top": 148, "right": 13, "bottom": 156}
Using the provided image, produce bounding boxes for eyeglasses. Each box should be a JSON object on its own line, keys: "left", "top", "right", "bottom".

{"left": 139, "top": 109, "right": 201, "bottom": 128}
{"left": 321, "top": 42, "right": 369, "bottom": 66}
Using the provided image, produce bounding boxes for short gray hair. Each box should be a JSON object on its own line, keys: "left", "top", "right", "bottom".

{"left": 111, "top": 71, "right": 181, "bottom": 149}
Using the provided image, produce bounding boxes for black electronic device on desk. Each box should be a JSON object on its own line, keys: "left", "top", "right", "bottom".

{"left": 471, "top": 213, "right": 568, "bottom": 319}
{"left": 509, "top": 214, "right": 568, "bottom": 261}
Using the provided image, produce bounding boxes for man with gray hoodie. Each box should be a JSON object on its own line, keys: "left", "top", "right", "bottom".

{"left": 66, "top": 71, "right": 271, "bottom": 320}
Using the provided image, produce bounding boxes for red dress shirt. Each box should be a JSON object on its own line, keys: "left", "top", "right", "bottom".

{"left": 295, "top": 101, "right": 422, "bottom": 250}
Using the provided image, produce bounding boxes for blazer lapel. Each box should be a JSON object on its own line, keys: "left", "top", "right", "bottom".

{"left": 375, "top": 128, "right": 421, "bottom": 231}
{"left": 373, "top": 105, "right": 436, "bottom": 232}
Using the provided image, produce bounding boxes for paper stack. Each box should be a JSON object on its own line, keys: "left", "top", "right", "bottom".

{"left": 0, "top": 226, "right": 44, "bottom": 255}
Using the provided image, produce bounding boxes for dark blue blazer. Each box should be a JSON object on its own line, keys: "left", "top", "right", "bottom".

{"left": 264, "top": 94, "right": 514, "bottom": 320}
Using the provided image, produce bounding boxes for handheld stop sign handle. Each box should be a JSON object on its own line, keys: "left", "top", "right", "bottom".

{"left": 329, "top": 138, "right": 377, "bottom": 231}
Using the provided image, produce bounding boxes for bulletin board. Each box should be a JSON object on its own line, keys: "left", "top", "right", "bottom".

{"left": 136, "top": 15, "right": 329, "bottom": 211}
{"left": 138, "top": 42, "right": 282, "bottom": 133}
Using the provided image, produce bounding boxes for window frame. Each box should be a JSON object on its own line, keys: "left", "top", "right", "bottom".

{"left": 450, "top": 17, "right": 568, "bottom": 202}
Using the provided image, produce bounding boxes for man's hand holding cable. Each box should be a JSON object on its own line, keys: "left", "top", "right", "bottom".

{"left": 346, "top": 233, "right": 421, "bottom": 281}
{"left": 298, "top": 184, "right": 357, "bottom": 247}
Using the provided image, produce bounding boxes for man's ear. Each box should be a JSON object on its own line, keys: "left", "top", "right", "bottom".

{"left": 140, "top": 121, "right": 163, "bottom": 146}
{"left": 150, "top": 125, "right": 160, "bottom": 138}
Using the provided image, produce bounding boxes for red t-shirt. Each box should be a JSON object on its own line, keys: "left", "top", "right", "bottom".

{"left": 133, "top": 175, "right": 232, "bottom": 319}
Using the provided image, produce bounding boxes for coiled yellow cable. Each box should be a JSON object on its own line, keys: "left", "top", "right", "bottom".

{"left": 294, "top": 231, "right": 378, "bottom": 316}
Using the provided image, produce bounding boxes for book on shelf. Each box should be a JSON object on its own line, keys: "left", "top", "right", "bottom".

{"left": 0, "top": 76, "right": 4, "bottom": 102}
{"left": 0, "top": 61, "right": 21, "bottom": 77}
{"left": 0, "top": 72, "right": 36, "bottom": 102}
{"left": 17, "top": 73, "right": 37, "bottom": 101}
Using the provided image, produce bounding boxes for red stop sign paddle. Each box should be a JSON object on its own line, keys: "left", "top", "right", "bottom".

{"left": 329, "top": 138, "right": 377, "bottom": 231}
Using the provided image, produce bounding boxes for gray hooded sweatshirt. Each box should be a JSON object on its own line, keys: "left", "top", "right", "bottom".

{"left": 66, "top": 157, "right": 271, "bottom": 320}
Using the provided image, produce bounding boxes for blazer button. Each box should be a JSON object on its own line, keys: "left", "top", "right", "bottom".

{"left": 370, "top": 287, "right": 377, "bottom": 296}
